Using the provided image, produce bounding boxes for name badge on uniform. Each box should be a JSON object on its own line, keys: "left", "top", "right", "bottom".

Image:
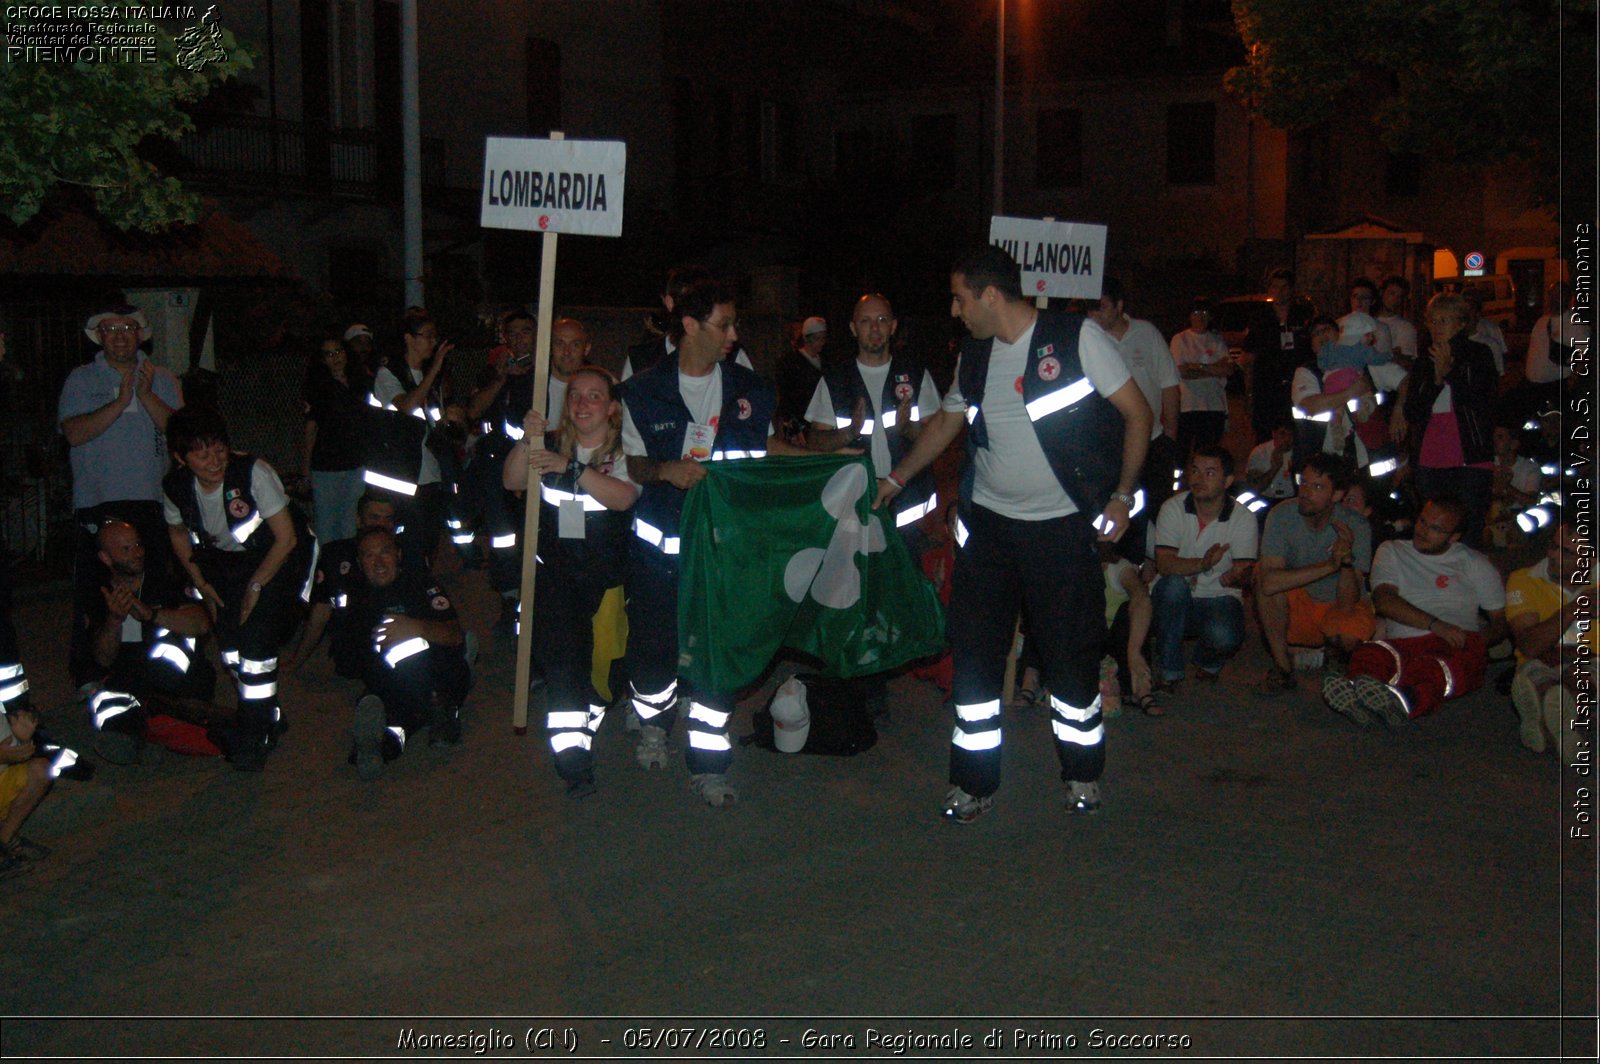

{"left": 682, "top": 421, "right": 715, "bottom": 461}
{"left": 558, "top": 499, "right": 586, "bottom": 540}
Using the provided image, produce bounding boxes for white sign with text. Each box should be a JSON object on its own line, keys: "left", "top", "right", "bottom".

{"left": 989, "top": 215, "right": 1107, "bottom": 300}
{"left": 481, "top": 137, "right": 626, "bottom": 237}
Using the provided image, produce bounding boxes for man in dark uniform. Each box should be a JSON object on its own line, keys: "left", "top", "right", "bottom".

{"left": 163, "top": 407, "right": 316, "bottom": 772}
{"left": 618, "top": 276, "right": 801, "bottom": 807}
{"left": 1246, "top": 268, "right": 1315, "bottom": 443}
{"left": 80, "top": 521, "right": 223, "bottom": 764}
{"left": 348, "top": 527, "right": 471, "bottom": 780}
{"left": 874, "top": 246, "right": 1153, "bottom": 822}
{"left": 283, "top": 492, "right": 400, "bottom": 678}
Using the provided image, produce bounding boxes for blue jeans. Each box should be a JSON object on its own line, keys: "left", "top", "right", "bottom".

{"left": 312, "top": 467, "right": 365, "bottom": 543}
{"left": 1151, "top": 575, "right": 1245, "bottom": 682}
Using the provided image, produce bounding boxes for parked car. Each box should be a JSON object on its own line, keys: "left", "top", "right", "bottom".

{"left": 1432, "top": 274, "right": 1518, "bottom": 330}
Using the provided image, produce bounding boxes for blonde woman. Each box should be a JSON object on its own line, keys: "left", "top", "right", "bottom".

{"left": 504, "top": 366, "right": 638, "bottom": 797}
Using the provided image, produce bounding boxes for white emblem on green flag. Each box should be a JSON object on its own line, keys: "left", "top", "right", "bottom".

{"left": 678, "top": 455, "right": 945, "bottom": 693}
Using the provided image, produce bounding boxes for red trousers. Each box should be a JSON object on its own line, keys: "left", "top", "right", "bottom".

{"left": 1348, "top": 631, "right": 1488, "bottom": 719}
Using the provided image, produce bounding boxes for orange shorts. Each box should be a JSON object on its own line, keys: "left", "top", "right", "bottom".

{"left": 0, "top": 760, "right": 29, "bottom": 820}
{"left": 1286, "top": 588, "right": 1376, "bottom": 647}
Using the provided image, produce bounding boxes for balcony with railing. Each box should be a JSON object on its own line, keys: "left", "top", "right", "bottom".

{"left": 173, "top": 113, "right": 448, "bottom": 200}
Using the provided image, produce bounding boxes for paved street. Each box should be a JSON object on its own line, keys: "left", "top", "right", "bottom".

{"left": 1, "top": 550, "right": 1593, "bottom": 1060}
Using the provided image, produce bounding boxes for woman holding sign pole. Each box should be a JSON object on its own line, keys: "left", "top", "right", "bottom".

{"left": 505, "top": 366, "right": 638, "bottom": 798}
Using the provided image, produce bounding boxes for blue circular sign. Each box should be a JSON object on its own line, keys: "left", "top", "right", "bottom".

{"left": 1464, "top": 251, "right": 1484, "bottom": 270}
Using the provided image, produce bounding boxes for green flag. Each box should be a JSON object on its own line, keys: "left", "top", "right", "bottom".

{"left": 678, "top": 453, "right": 946, "bottom": 693}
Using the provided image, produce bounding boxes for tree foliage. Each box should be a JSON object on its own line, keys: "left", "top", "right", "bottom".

{"left": 1226, "top": 0, "right": 1589, "bottom": 175}
{"left": 0, "top": 5, "right": 253, "bottom": 232}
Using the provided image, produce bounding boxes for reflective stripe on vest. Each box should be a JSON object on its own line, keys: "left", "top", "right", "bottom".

{"left": 1024, "top": 376, "right": 1095, "bottom": 422}
{"left": 895, "top": 491, "right": 939, "bottom": 528}
{"left": 540, "top": 484, "right": 607, "bottom": 512}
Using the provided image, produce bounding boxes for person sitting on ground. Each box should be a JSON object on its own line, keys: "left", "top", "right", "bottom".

{"left": 504, "top": 366, "right": 639, "bottom": 799}
{"left": 1254, "top": 452, "right": 1377, "bottom": 694}
{"left": 1150, "top": 446, "right": 1258, "bottom": 707}
{"left": 1506, "top": 513, "right": 1593, "bottom": 760}
{"left": 163, "top": 406, "right": 315, "bottom": 772}
{"left": 81, "top": 520, "right": 225, "bottom": 765}
{"left": 1322, "top": 494, "right": 1506, "bottom": 727}
{"left": 1245, "top": 420, "right": 1297, "bottom": 506}
{"left": 1099, "top": 540, "right": 1154, "bottom": 715}
{"left": 0, "top": 704, "right": 55, "bottom": 880}
{"left": 1484, "top": 416, "right": 1543, "bottom": 549}
{"left": 283, "top": 492, "right": 402, "bottom": 679}
{"left": 347, "top": 527, "right": 471, "bottom": 780}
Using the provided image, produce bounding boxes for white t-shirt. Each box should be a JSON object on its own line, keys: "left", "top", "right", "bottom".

{"left": 621, "top": 365, "right": 736, "bottom": 462}
{"left": 547, "top": 376, "right": 568, "bottom": 423}
{"left": 574, "top": 443, "right": 639, "bottom": 493}
{"left": 373, "top": 364, "right": 442, "bottom": 485}
{"left": 1370, "top": 539, "right": 1505, "bottom": 640}
{"left": 163, "top": 460, "right": 289, "bottom": 554}
{"left": 804, "top": 362, "right": 942, "bottom": 478}
{"left": 1170, "top": 328, "right": 1230, "bottom": 413}
{"left": 941, "top": 316, "right": 1131, "bottom": 521}
{"left": 1153, "top": 491, "right": 1260, "bottom": 600}
{"left": 1291, "top": 365, "right": 1367, "bottom": 463}
{"left": 1471, "top": 320, "right": 1508, "bottom": 375}
{"left": 1110, "top": 318, "right": 1179, "bottom": 440}
{"left": 1377, "top": 314, "right": 1418, "bottom": 360}
{"left": 1246, "top": 440, "right": 1296, "bottom": 498}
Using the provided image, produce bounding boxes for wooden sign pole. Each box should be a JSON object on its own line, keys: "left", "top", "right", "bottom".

{"left": 511, "top": 131, "right": 563, "bottom": 734}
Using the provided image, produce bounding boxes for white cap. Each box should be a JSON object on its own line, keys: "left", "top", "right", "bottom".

{"left": 1338, "top": 312, "right": 1378, "bottom": 344}
{"left": 769, "top": 677, "right": 810, "bottom": 753}
{"left": 344, "top": 323, "right": 373, "bottom": 341}
{"left": 801, "top": 316, "right": 828, "bottom": 337}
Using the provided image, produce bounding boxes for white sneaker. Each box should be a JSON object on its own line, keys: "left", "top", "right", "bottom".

{"left": 690, "top": 772, "right": 737, "bottom": 807}
{"left": 941, "top": 786, "right": 993, "bottom": 823}
{"left": 1510, "top": 669, "right": 1547, "bottom": 753}
{"left": 635, "top": 725, "right": 669, "bottom": 769}
{"left": 1066, "top": 780, "right": 1103, "bottom": 815}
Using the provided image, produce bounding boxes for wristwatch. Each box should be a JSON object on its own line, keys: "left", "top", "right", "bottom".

{"left": 1110, "top": 490, "right": 1138, "bottom": 509}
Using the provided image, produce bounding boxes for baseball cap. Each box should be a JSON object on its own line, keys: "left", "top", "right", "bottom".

{"left": 344, "top": 324, "right": 374, "bottom": 341}
{"left": 801, "top": 316, "right": 828, "bottom": 338}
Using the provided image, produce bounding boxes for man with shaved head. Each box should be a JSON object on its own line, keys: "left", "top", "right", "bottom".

{"left": 807, "top": 293, "right": 943, "bottom": 552}
{"left": 79, "top": 521, "right": 221, "bottom": 764}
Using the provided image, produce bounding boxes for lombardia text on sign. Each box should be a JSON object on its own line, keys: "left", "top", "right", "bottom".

{"left": 486, "top": 169, "right": 608, "bottom": 211}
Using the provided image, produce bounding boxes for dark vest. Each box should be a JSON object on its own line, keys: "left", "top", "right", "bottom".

{"left": 618, "top": 357, "right": 775, "bottom": 544}
{"left": 534, "top": 443, "right": 632, "bottom": 586}
{"left": 362, "top": 365, "right": 439, "bottom": 494}
{"left": 822, "top": 353, "right": 938, "bottom": 528}
{"left": 956, "top": 309, "right": 1124, "bottom": 517}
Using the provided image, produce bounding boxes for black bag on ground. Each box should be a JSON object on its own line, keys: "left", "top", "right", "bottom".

{"left": 745, "top": 673, "right": 877, "bottom": 756}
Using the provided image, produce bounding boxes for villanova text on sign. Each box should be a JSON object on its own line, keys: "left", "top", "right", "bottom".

{"left": 485, "top": 168, "right": 609, "bottom": 212}
{"left": 992, "top": 239, "right": 1096, "bottom": 275}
